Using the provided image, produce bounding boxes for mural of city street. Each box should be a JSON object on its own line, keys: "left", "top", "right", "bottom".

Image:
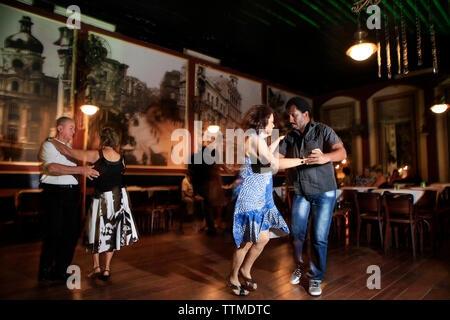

{"left": 0, "top": 4, "right": 73, "bottom": 162}
{"left": 85, "top": 32, "right": 188, "bottom": 167}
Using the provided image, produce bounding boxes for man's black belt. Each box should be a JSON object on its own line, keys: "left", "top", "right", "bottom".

{"left": 41, "top": 183, "right": 79, "bottom": 190}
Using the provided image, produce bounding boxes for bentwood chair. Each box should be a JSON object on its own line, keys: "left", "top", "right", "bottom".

{"left": 15, "top": 189, "right": 43, "bottom": 237}
{"left": 436, "top": 187, "right": 450, "bottom": 246}
{"left": 415, "top": 190, "right": 438, "bottom": 252}
{"left": 332, "top": 189, "right": 357, "bottom": 242}
{"left": 383, "top": 192, "right": 420, "bottom": 258}
{"left": 128, "top": 189, "right": 153, "bottom": 234}
{"left": 355, "top": 192, "right": 384, "bottom": 249}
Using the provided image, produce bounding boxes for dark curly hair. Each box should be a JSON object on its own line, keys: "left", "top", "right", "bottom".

{"left": 99, "top": 127, "right": 120, "bottom": 149}
{"left": 241, "top": 105, "right": 274, "bottom": 131}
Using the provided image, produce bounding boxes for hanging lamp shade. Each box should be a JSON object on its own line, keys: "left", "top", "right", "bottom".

{"left": 346, "top": 29, "right": 377, "bottom": 61}
{"left": 81, "top": 104, "right": 99, "bottom": 115}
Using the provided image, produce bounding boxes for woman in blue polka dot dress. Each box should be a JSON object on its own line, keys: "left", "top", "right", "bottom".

{"left": 227, "top": 105, "right": 306, "bottom": 296}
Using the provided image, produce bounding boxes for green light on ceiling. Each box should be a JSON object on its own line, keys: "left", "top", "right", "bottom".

{"left": 274, "top": 0, "right": 320, "bottom": 28}
{"left": 327, "top": 0, "right": 357, "bottom": 23}
{"left": 254, "top": 2, "right": 297, "bottom": 27}
{"left": 301, "top": 0, "right": 340, "bottom": 25}
{"left": 404, "top": 0, "right": 430, "bottom": 28}
{"left": 240, "top": 9, "right": 271, "bottom": 26}
{"left": 397, "top": 0, "right": 418, "bottom": 25}
{"left": 418, "top": 0, "right": 447, "bottom": 33}
{"left": 432, "top": 0, "right": 450, "bottom": 27}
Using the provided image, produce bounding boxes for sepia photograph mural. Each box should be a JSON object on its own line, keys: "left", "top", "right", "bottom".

{"left": 193, "top": 65, "right": 262, "bottom": 169}
{"left": 0, "top": 4, "right": 74, "bottom": 163}
{"left": 84, "top": 31, "right": 188, "bottom": 168}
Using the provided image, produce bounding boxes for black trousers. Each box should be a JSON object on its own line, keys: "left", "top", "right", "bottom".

{"left": 39, "top": 184, "right": 80, "bottom": 276}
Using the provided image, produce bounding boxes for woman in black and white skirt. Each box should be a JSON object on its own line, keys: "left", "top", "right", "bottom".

{"left": 50, "top": 127, "right": 139, "bottom": 280}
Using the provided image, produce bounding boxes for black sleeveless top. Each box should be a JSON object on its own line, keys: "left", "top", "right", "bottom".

{"left": 92, "top": 149, "right": 125, "bottom": 193}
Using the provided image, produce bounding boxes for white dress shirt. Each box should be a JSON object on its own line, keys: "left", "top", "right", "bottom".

{"left": 181, "top": 177, "right": 194, "bottom": 201}
{"left": 39, "top": 139, "right": 78, "bottom": 185}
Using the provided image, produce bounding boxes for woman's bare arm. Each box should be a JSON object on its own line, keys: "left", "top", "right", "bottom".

{"left": 50, "top": 139, "right": 99, "bottom": 163}
{"left": 268, "top": 135, "right": 285, "bottom": 154}
{"left": 247, "top": 136, "right": 305, "bottom": 172}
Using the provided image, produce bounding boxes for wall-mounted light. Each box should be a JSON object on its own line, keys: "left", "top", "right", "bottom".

{"left": 431, "top": 103, "right": 449, "bottom": 114}
{"left": 431, "top": 90, "right": 449, "bottom": 114}
{"left": 207, "top": 125, "right": 220, "bottom": 133}
{"left": 81, "top": 104, "right": 99, "bottom": 115}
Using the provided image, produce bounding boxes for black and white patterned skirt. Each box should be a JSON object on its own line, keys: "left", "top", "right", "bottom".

{"left": 85, "top": 187, "right": 139, "bottom": 254}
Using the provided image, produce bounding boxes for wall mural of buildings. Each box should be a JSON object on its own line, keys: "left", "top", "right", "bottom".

{"left": 85, "top": 32, "right": 188, "bottom": 167}
{"left": 0, "top": 4, "right": 73, "bottom": 162}
{"left": 195, "top": 65, "right": 262, "bottom": 131}
{"left": 194, "top": 65, "right": 262, "bottom": 168}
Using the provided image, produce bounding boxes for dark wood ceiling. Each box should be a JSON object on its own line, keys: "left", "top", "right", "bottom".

{"left": 34, "top": 0, "right": 450, "bottom": 96}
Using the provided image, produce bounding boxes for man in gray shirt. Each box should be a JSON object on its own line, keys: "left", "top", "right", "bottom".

{"left": 277, "top": 97, "right": 347, "bottom": 296}
{"left": 38, "top": 116, "right": 99, "bottom": 282}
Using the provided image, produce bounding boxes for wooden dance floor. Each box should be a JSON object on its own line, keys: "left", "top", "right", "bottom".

{"left": 0, "top": 223, "right": 449, "bottom": 300}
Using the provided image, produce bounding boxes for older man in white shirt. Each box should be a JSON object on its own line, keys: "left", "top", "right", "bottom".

{"left": 38, "top": 116, "right": 99, "bottom": 282}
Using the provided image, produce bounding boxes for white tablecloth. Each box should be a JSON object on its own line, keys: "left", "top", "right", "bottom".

{"left": 428, "top": 183, "right": 450, "bottom": 194}
{"left": 372, "top": 189, "right": 424, "bottom": 204}
{"left": 340, "top": 186, "right": 376, "bottom": 193}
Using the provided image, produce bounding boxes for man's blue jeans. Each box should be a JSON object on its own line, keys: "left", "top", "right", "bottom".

{"left": 291, "top": 190, "right": 336, "bottom": 281}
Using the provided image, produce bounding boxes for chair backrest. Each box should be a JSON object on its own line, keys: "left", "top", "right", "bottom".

{"left": 438, "top": 186, "right": 450, "bottom": 207}
{"left": 0, "top": 195, "right": 16, "bottom": 222}
{"left": 342, "top": 189, "right": 357, "bottom": 202}
{"left": 127, "top": 190, "right": 149, "bottom": 209}
{"left": 152, "top": 190, "right": 170, "bottom": 206}
{"left": 383, "top": 192, "right": 414, "bottom": 219}
{"left": 167, "top": 190, "right": 181, "bottom": 204}
{"left": 355, "top": 192, "right": 382, "bottom": 216}
{"left": 15, "top": 190, "right": 42, "bottom": 214}
{"left": 340, "top": 189, "right": 357, "bottom": 209}
{"left": 415, "top": 190, "right": 438, "bottom": 211}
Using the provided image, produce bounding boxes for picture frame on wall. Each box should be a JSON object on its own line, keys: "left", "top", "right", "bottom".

{"left": 194, "top": 64, "right": 262, "bottom": 131}
{"left": 83, "top": 31, "right": 189, "bottom": 169}
{"left": 193, "top": 64, "right": 262, "bottom": 169}
{"left": 0, "top": 3, "right": 74, "bottom": 166}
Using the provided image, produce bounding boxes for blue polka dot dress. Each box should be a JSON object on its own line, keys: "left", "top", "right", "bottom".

{"left": 232, "top": 141, "right": 290, "bottom": 248}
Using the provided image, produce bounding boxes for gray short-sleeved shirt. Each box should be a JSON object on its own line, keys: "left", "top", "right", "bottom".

{"left": 278, "top": 121, "right": 342, "bottom": 196}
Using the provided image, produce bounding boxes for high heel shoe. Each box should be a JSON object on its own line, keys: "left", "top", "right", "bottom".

{"left": 227, "top": 277, "right": 249, "bottom": 296}
{"left": 239, "top": 270, "right": 257, "bottom": 291}
{"left": 88, "top": 266, "right": 102, "bottom": 279}
{"left": 99, "top": 269, "right": 111, "bottom": 281}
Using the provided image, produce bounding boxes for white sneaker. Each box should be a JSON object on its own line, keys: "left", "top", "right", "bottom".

{"left": 290, "top": 266, "right": 302, "bottom": 284}
{"left": 308, "top": 280, "right": 322, "bottom": 296}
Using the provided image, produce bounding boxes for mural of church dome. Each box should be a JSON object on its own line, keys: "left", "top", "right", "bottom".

{"left": 5, "top": 16, "right": 43, "bottom": 54}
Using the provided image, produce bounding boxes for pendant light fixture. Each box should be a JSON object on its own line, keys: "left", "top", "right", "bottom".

{"left": 346, "top": 14, "right": 377, "bottom": 61}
